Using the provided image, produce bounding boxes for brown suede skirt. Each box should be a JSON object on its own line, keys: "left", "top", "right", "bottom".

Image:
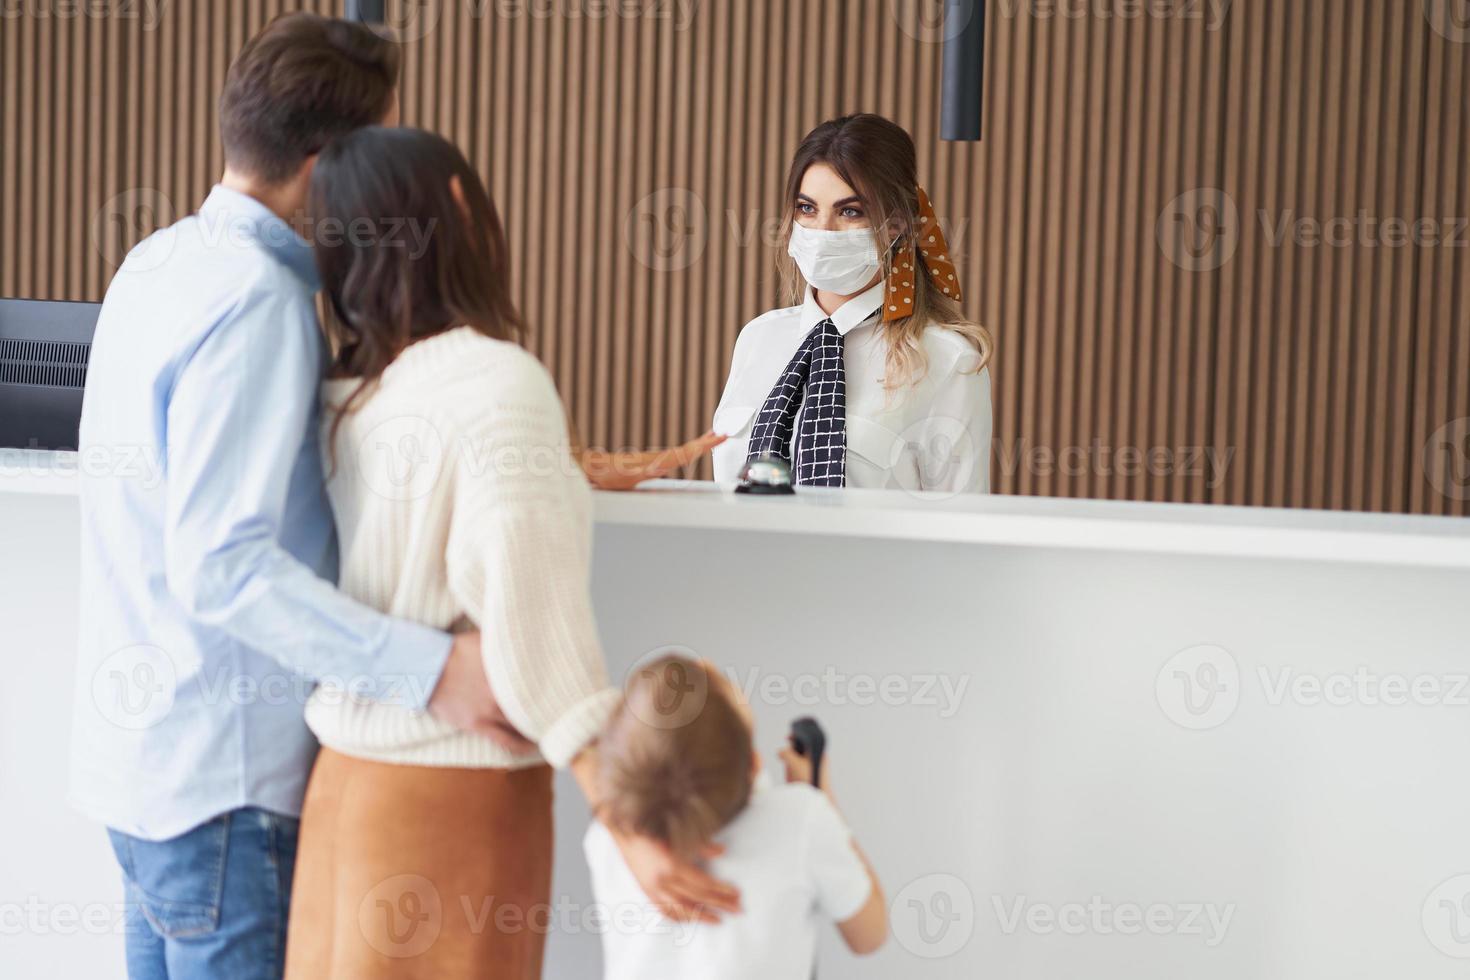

{"left": 284, "top": 748, "right": 554, "bottom": 980}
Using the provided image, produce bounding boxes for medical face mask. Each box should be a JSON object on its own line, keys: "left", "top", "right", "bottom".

{"left": 787, "top": 224, "right": 884, "bottom": 294}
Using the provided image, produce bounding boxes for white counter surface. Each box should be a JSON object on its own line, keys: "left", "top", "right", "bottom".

{"left": 6, "top": 450, "right": 1467, "bottom": 569}
{"left": 601, "top": 480, "right": 1470, "bottom": 569}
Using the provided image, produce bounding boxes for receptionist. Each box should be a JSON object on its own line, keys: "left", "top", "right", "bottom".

{"left": 711, "top": 113, "right": 993, "bottom": 494}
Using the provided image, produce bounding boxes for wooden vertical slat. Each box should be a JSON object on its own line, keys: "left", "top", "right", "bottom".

{"left": 81, "top": 11, "right": 103, "bottom": 299}
{"left": 1012, "top": 0, "right": 1043, "bottom": 497}
{"left": 1381, "top": 6, "right": 1426, "bottom": 515}
{"left": 1054, "top": 13, "right": 1086, "bottom": 501}
{"left": 0, "top": 3, "right": 17, "bottom": 296}
{"left": 1452, "top": 39, "right": 1470, "bottom": 519}
{"left": 1031, "top": 4, "right": 1061, "bottom": 499}
{"left": 1304, "top": 0, "right": 1342, "bottom": 510}
{"left": 60, "top": 11, "right": 79, "bottom": 300}
{"left": 698, "top": 0, "right": 728, "bottom": 442}
{"left": 679, "top": 3, "right": 703, "bottom": 444}
{"left": 1346, "top": 2, "right": 1382, "bottom": 510}
{"left": 23, "top": 7, "right": 45, "bottom": 296}
{"left": 624, "top": 7, "right": 656, "bottom": 447}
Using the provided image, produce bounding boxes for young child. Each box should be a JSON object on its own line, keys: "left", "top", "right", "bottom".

{"left": 585, "top": 654, "right": 887, "bottom": 978}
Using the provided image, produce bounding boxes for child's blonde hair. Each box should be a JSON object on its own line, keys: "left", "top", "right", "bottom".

{"left": 598, "top": 655, "right": 754, "bottom": 859}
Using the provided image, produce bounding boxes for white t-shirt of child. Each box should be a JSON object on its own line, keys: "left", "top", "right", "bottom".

{"left": 583, "top": 773, "right": 872, "bottom": 980}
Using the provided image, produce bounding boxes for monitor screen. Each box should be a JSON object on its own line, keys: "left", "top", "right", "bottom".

{"left": 0, "top": 298, "right": 101, "bottom": 452}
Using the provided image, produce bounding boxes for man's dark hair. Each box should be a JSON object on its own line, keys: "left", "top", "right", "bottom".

{"left": 219, "top": 13, "right": 401, "bottom": 185}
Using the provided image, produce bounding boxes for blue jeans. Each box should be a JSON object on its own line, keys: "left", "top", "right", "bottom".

{"left": 107, "top": 808, "right": 299, "bottom": 980}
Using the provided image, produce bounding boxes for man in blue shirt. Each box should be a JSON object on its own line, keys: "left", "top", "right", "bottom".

{"left": 71, "top": 14, "right": 527, "bottom": 979}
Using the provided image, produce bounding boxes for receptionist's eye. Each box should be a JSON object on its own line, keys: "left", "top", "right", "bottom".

{"left": 839, "top": 205, "right": 864, "bottom": 220}
{"left": 795, "top": 201, "right": 818, "bottom": 217}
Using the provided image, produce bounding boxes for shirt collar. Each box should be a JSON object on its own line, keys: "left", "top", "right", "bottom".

{"left": 799, "top": 279, "right": 886, "bottom": 336}
{"left": 198, "top": 184, "right": 320, "bottom": 290}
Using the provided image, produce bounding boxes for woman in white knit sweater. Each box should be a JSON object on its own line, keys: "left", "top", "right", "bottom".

{"left": 282, "top": 127, "right": 737, "bottom": 979}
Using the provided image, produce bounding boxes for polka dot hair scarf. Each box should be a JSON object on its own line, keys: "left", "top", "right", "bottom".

{"left": 884, "top": 187, "right": 963, "bottom": 322}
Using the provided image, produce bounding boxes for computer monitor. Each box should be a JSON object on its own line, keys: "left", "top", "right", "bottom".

{"left": 0, "top": 298, "right": 101, "bottom": 451}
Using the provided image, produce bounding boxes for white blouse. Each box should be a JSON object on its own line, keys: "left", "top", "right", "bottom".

{"left": 711, "top": 281, "right": 992, "bottom": 494}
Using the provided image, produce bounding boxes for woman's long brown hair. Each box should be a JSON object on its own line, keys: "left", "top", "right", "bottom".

{"left": 308, "top": 125, "right": 525, "bottom": 458}
{"left": 777, "top": 114, "right": 993, "bottom": 390}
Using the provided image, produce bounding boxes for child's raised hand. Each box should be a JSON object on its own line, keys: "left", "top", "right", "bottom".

{"left": 778, "top": 743, "right": 810, "bottom": 785}
{"left": 779, "top": 741, "right": 830, "bottom": 793}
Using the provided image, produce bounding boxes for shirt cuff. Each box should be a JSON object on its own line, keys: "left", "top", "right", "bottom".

{"left": 373, "top": 618, "right": 453, "bottom": 712}
{"left": 828, "top": 867, "right": 875, "bottom": 923}
{"left": 538, "top": 687, "right": 623, "bottom": 768}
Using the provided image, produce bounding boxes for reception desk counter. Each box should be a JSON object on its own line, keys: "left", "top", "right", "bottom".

{"left": 4, "top": 450, "right": 1469, "bottom": 978}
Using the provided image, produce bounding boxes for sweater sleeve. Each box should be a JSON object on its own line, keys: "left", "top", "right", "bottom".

{"left": 443, "top": 357, "right": 620, "bottom": 768}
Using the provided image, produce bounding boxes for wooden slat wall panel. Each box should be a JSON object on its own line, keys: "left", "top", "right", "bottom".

{"left": 1216, "top": 0, "right": 1436, "bottom": 513}
{"left": 2, "top": 0, "right": 1466, "bottom": 515}
{"left": 0, "top": 0, "right": 341, "bottom": 302}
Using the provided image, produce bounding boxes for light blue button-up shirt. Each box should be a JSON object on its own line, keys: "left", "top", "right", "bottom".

{"left": 71, "top": 186, "right": 451, "bottom": 840}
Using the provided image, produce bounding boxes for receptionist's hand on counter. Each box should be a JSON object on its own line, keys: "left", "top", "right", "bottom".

{"left": 580, "top": 431, "right": 727, "bottom": 491}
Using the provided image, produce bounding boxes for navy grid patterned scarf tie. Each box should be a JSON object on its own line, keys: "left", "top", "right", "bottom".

{"left": 745, "top": 317, "right": 848, "bottom": 487}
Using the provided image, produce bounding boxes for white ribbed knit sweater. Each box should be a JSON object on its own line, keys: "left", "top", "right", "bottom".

{"left": 304, "top": 326, "right": 620, "bottom": 769}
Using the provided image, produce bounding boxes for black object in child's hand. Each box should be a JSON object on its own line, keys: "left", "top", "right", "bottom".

{"left": 789, "top": 717, "right": 826, "bottom": 788}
